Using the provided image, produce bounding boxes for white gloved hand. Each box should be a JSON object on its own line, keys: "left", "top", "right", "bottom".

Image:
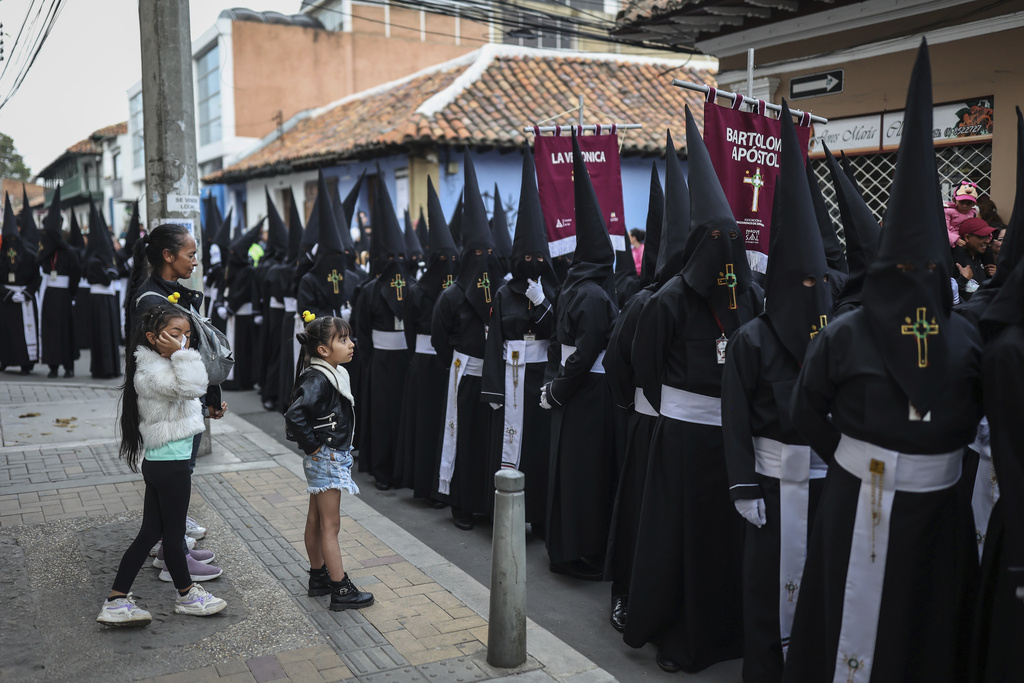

{"left": 525, "top": 277, "right": 545, "bottom": 306}
{"left": 539, "top": 383, "right": 552, "bottom": 410}
{"left": 489, "top": 403, "right": 501, "bottom": 411}
{"left": 734, "top": 498, "right": 767, "bottom": 528}
{"left": 11, "top": 291, "right": 26, "bottom": 303}
{"left": 253, "top": 314, "right": 264, "bottom": 326}
{"left": 216, "top": 306, "right": 229, "bottom": 319}
{"left": 340, "top": 307, "right": 352, "bottom": 322}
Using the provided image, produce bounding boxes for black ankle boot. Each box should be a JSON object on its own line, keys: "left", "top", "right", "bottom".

{"left": 307, "top": 564, "right": 331, "bottom": 597}
{"left": 329, "top": 573, "right": 374, "bottom": 611}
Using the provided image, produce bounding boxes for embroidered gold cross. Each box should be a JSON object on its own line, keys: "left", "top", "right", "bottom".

{"left": 390, "top": 274, "right": 405, "bottom": 301}
{"left": 785, "top": 580, "right": 799, "bottom": 603}
{"left": 442, "top": 274, "right": 453, "bottom": 289}
{"left": 900, "top": 307, "right": 939, "bottom": 368}
{"left": 511, "top": 350, "right": 520, "bottom": 408}
{"left": 506, "top": 426, "right": 517, "bottom": 444}
{"left": 477, "top": 272, "right": 492, "bottom": 303}
{"left": 810, "top": 314, "right": 828, "bottom": 339}
{"left": 326, "top": 269, "right": 343, "bottom": 294}
{"left": 743, "top": 167, "right": 765, "bottom": 213}
{"left": 716, "top": 264, "right": 738, "bottom": 310}
{"left": 6, "top": 247, "right": 16, "bottom": 265}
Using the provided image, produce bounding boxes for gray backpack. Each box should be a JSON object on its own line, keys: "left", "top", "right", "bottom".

{"left": 136, "top": 291, "right": 234, "bottom": 386}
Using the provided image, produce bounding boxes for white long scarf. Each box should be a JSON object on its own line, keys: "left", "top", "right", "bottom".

{"left": 310, "top": 357, "right": 355, "bottom": 405}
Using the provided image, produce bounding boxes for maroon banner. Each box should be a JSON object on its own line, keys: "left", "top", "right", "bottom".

{"left": 702, "top": 97, "right": 811, "bottom": 265}
{"left": 534, "top": 132, "right": 626, "bottom": 257}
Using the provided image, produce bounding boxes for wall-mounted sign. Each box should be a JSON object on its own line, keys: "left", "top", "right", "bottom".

{"left": 790, "top": 70, "right": 844, "bottom": 100}
{"left": 808, "top": 96, "right": 993, "bottom": 157}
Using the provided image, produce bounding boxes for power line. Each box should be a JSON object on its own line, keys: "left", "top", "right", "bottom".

{"left": 0, "top": 0, "right": 69, "bottom": 112}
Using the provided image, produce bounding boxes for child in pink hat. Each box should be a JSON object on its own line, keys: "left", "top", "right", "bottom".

{"left": 944, "top": 180, "right": 980, "bottom": 247}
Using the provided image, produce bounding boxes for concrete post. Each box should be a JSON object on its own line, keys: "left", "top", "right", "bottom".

{"left": 487, "top": 469, "right": 527, "bottom": 668}
{"left": 138, "top": 0, "right": 210, "bottom": 456}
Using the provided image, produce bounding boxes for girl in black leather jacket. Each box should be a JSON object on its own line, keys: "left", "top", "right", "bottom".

{"left": 284, "top": 314, "right": 373, "bottom": 611}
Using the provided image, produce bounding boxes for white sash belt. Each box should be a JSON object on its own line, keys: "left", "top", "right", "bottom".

{"left": 438, "top": 352, "right": 483, "bottom": 495}
{"left": 235, "top": 302, "right": 253, "bottom": 316}
{"left": 292, "top": 311, "right": 302, "bottom": 363}
{"left": 831, "top": 435, "right": 962, "bottom": 683}
{"left": 89, "top": 283, "right": 116, "bottom": 295}
{"left": 269, "top": 297, "right": 285, "bottom": 310}
{"left": 415, "top": 334, "right": 436, "bottom": 355}
{"left": 372, "top": 329, "right": 407, "bottom": 351}
{"left": 46, "top": 274, "right": 70, "bottom": 288}
{"left": 969, "top": 418, "right": 998, "bottom": 560}
{"left": 659, "top": 385, "right": 721, "bottom": 426}
{"left": 7, "top": 285, "right": 38, "bottom": 361}
{"left": 754, "top": 436, "right": 828, "bottom": 655}
{"left": 560, "top": 344, "right": 605, "bottom": 373}
{"left": 498, "top": 340, "right": 548, "bottom": 471}
{"left": 634, "top": 387, "right": 658, "bottom": 417}
{"left": 283, "top": 296, "right": 297, "bottom": 313}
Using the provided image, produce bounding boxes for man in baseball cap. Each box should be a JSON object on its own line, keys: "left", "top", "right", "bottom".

{"left": 954, "top": 216, "right": 996, "bottom": 300}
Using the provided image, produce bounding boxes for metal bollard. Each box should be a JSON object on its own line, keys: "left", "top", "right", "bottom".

{"left": 487, "top": 469, "right": 527, "bottom": 668}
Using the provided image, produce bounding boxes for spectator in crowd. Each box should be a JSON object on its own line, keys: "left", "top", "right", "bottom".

{"left": 978, "top": 197, "right": 1007, "bottom": 270}
{"left": 944, "top": 180, "right": 980, "bottom": 248}
{"left": 953, "top": 216, "right": 996, "bottom": 301}
{"left": 628, "top": 228, "right": 645, "bottom": 274}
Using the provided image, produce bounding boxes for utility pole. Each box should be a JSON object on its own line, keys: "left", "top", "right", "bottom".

{"left": 139, "top": 0, "right": 203, "bottom": 296}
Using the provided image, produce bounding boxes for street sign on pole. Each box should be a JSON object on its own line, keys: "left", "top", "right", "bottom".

{"left": 790, "top": 69, "right": 844, "bottom": 100}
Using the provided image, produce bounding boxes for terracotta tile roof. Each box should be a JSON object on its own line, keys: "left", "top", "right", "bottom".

{"left": 3, "top": 179, "right": 46, "bottom": 211}
{"left": 206, "top": 44, "right": 716, "bottom": 184}
{"left": 92, "top": 121, "right": 128, "bottom": 139}
{"left": 66, "top": 137, "right": 102, "bottom": 155}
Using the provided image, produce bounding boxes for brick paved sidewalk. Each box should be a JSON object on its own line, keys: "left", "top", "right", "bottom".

{"left": 0, "top": 382, "right": 614, "bottom": 683}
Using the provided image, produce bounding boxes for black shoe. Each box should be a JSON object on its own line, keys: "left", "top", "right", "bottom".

{"left": 18, "top": 366, "right": 32, "bottom": 375}
{"left": 426, "top": 499, "right": 447, "bottom": 509}
{"left": 374, "top": 480, "right": 392, "bottom": 491}
{"left": 47, "top": 368, "right": 58, "bottom": 378}
{"left": 656, "top": 652, "right": 682, "bottom": 674}
{"left": 549, "top": 559, "right": 603, "bottom": 581}
{"left": 453, "top": 515, "right": 475, "bottom": 531}
{"left": 307, "top": 564, "right": 331, "bottom": 597}
{"left": 610, "top": 594, "right": 627, "bottom": 632}
{"left": 329, "top": 573, "right": 374, "bottom": 611}
{"left": 64, "top": 370, "right": 74, "bottom": 378}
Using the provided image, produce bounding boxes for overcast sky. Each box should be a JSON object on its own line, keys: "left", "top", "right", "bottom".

{"left": 0, "top": 0, "right": 301, "bottom": 174}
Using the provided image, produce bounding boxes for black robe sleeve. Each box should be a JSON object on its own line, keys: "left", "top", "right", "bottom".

{"left": 227, "top": 266, "right": 255, "bottom": 313}
{"left": 480, "top": 288, "right": 507, "bottom": 406}
{"left": 603, "top": 291, "right": 646, "bottom": 410}
{"left": 631, "top": 283, "right": 678, "bottom": 412}
{"left": 721, "top": 325, "right": 763, "bottom": 500}
{"left": 790, "top": 326, "right": 843, "bottom": 462}
{"left": 548, "top": 287, "right": 615, "bottom": 406}
{"left": 430, "top": 286, "right": 457, "bottom": 369}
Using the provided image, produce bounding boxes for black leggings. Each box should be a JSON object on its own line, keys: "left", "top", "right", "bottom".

{"left": 112, "top": 459, "right": 192, "bottom": 592}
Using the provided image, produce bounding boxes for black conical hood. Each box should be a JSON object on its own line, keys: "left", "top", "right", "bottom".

{"left": 680, "top": 105, "right": 752, "bottom": 326}
{"left": 448, "top": 194, "right": 464, "bottom": 249}
{"left": 329, "top": 181, "right": 356, "bottom": 253}
{"left": 373, "top": 165, "right": 407, "bottom": 259}
{"left": 415, "top": 208, "right": 428, "bottom": 255}
{"left": 87, "top": 194, "right": 115, "bottom": 265}
{"left": 861, "top": 39, "right": 951, "bottom": 415}
{"left": 511, "top": 144, "right": 555, "bottom": 285}
{"left": 840, "top": 152, "right": 860, "bottom": 194}
{"left": 655, "top": 130, "right": 689, "bottom": 284}
{"left": 200, "top": 195, "right": 220, "bottom": 272}
{"left": 68, "top": 208, "right": 85, "bottom": 250}
{"left": 823, "top": 142, "right": 880, "bottom": 311}
{"left": 286, "top": 188, "right": 304, "bottom": 263}
{"left": 213, "top": 206, "right": 234, "bottom": 254}
{"left": 569, "top": 133, "right": 614, "bottom": 270}
{"left": 2, "top": 193, "right": 26, "bottom": 271}
{"left": 490, "top": 183, "right": 512, "bottom": 276}
{"left": 20, "top": 185, "right": 39, "bottom": 250}
{"left": 639, "top": 161, "right": 663, "bottom": 287}
{"left": 265, "top": 188, "right": 289, "bottom": 258}
{"left": 2, "top": 193, "right": 18, "bottom": 244}
{"left": 987, "top": 106, "right": 1024, "bottom": 289}
{"left": 404, "top": 208, "right": 424, "bottom": 259}
{"left": 460, "top": 152, "right": 493, "bottom": 254}
{"left": 314, "top": 170, "right": 344, "bottom": 255}
{"left": 806, "top": 159, "right": 847, "bottom": 274}
{"left": 125, "top": 201, "right": 143, "bottom": 254}
{"left": 427, "top": 176, "right": 457, "bottom": 257}
{"left": 38, "top": 186, "right": 65, "bottom": 261}
{"left": 763, "top": 100, "right": 834, "bottom": 363}
{"left": 341, "top": 171, "right": 364, "bottom": 243}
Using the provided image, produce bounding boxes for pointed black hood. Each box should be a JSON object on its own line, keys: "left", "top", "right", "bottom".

{"left": 87, "top": 195, "right": 115, "bottom": 266}
{"left": 563, "top": 133, "right": 615, "bottom": 301}
{"left": 763, "top": 100, "right": 834, "bottom": 364}
{"left": 404, "top": 208, "right": 424, "bottom": 262}
{"left": 200, "top": 196, "right": 220, "bottom": 272}
{"left": 328, "top": 180, "right": 356, "bottom": 256}
{"left": 68, "top": 208, "right": 85, "bottom": 251}
{"left": 823, "top": 142, "right": 880, "bottom": 313}
{"left": 341, "top": 171, "right": 364, "bottom": 247}
{"left": 2, "top": 193, "right": 26, "bottom": 273}
{"left": 418, "top": 176, "right": 459, "bottom": 300}
{"left": 840, "top": 151, "right": 860, "bottom": 194}
{"left": 264, "top": 188, "right": 289, "bottom": 261}
{"left": 861, "top": 39, "right": 951, "bottom": 415}
{"left": 490, "top": 184, "right": 513, "bottom": 278}
{"left": 458, "top": 150, "right": 497, "bottom": 322}
{"left": 229, "top": 217, "right": 264, "bottom": 266}
{"left": 20, "top": 185, "right": 40, "bottom": 254}
{"left": 639, "top": 160, "right": 663, "bottom": 287}
{"left": 655, "top": 130, "right": 690, "bottom": 285}
{"left": 511, "top": 144, "right": 557, "bottom": 287}
{"left": 125, "top": 200, "right": 143, "bottom": 255}
{"left": 806, "top": 158, "right": 848, "bottom": 276}
{"left": 372, "top": 166, "right": 410, "bottom": 316}
{"left": 310, "top": 170, "right": 353, "bottom": 310}
{"left": 285, "top": 187, "right": 304, "bottom": 264}
{"left": 448, "top": 193, "right": 464, "bottom": 250}
{"left": 38, "top": 186, "right": 66, "bottom": 261}
{"left": 212, "top": 206, "right": 234, "bottom": 264}
{"left": 313, "top": 170, "right": 344, "bottom": 256}
{"left": 680, "top": 105, "right": 752, "bottom": 327}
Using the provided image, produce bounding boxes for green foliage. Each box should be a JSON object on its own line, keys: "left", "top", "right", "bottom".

{"left": 0, "top": 133, "right": 31, "bottom": 181}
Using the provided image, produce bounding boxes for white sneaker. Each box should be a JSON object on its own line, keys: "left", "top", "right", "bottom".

{"left": 185, "top": 515, "right": 207, "bottom": 540}
{"left": 174, "top": 584, "right": 226, "bottom": 616}
{"left": 96, "top": 593, "right": 152, "bottom": 626}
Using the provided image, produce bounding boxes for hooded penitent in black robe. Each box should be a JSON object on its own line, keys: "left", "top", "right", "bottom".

{"left": 276, "top": 190, "right": 305, "bottom": 411}
{"left": 624, "top": 107, "right": 759, "bottom": 672}
{"left": 85, "top": 197, "right": 122, "bottom": 378}
{"left": 784, "top": 42, "right": 982, "bottom": 683}
{"left": 119, "top": 201, "right": 145, "bottom": 341}
{"left": 220, "top": 218, "right": 262, "bottom": 390}
{"left": 207, "top": 205, "right": 231, "bottom": 334}
{"left": 0, "top": 194, "right": 40, "bottom": 372}
{"left": 394, "top": 177, "right": 458, "bottom": 499}
{"left": 603, "top": 153, "right": 670, "bottom": 611}
{"left": 69, "top": 209, "right": 91, "bottom": 352}
{"left": 490, "top": 184, "right": 512, "bottom": 281}
{"left": 807, "top": 154, "right": 849, "bottom": 302}
{"left": 354, "top": 167, "right": 412, "bottom": 490}
{"left": 544, "top": 134, "right": 619, "bottom": 571}
{"left": 721, "top": 101, "right": 833, "bottom": 683}
{"left": 38, "top": 188, "right": 81, "bottom": 374}
{"left": 480, "top": 145, "right": 558, "bottom": 528}
{"left": 257, "top": 189, "right": 289, "bottom": 409}
{"left": 432, "top": 151, "right": 496, "bottom": 527}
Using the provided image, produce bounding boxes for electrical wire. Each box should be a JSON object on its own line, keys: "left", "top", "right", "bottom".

{"left": 0, "top": 0, "right": 69, "bottom": 112}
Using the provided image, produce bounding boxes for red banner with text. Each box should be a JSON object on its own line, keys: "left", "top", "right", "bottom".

{"left": 534, "top": 132, "right": 626, "bottom": 257}
{"left": 702, "top": 96, "right": 811, "bottom": 266}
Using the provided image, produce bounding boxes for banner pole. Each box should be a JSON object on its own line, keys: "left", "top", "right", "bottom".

{"left": 747, "top": 48, "right": 755, "bottom": 99}
{"left": 520, "top": 124, "right": 643, "bottom": 135}
{"left": 579, "top": 94, "right": 585, "bottom": 128}
{"left": 671, "top": 79, "right": 829, "bottom": 125}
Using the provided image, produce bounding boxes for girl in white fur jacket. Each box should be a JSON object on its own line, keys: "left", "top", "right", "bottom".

{"left": 96, "top": 304, "right": 227, "bottom": 626}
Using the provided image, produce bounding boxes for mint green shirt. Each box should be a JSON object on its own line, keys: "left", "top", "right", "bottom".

{"left": 145, "top": 437, "right": 193, "bottom": 461}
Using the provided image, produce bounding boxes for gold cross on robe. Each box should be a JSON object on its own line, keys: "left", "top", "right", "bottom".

{"left": 716, "top": 264, "right": 738, "bottom": 309}
{"left": 442, "top": 274, "right": 453, "bottom": 289}
{"left": 477, "top": 272, "right": 492, "bottom": 303}
{"left": 390, "top": 274, "right": 405, "bottom": 301}
{"left": 326, "top": 269, "right": 343, "bottom": 294}
{"left": 810, "top": 315, "right": 828, "bottom": 339}
{"left": 900, "top": 307, "right": 939, "bottom": 368}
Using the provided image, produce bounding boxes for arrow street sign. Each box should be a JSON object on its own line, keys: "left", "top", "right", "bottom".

{"left": 790, "top": 70, "right": 844, "bottom": 100}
